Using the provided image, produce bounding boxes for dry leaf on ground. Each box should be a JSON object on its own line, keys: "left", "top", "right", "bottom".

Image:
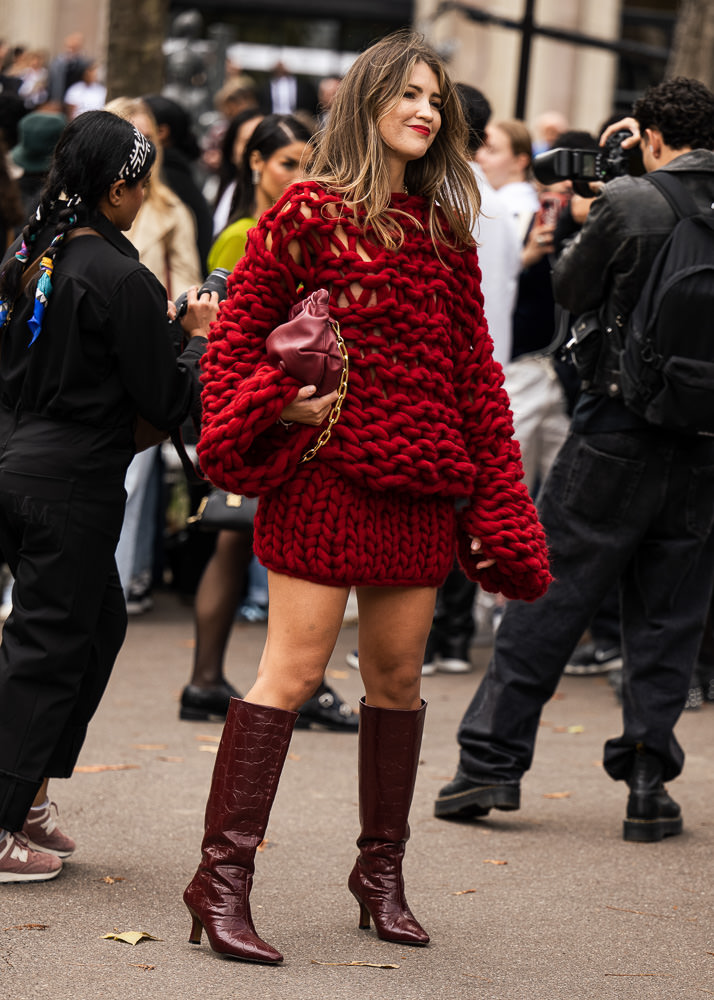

{"left": 451, "top": 888, "right": 478, "bottom": 895}
{"left": 311, "top": 959, "right": 399, "bottom": 969}
{"left": 195, "top": 734, "right": 220, "bottom": 743}
{"left": 157, "top": 756, "right": 184, "bottom": 763}
{"left": 132, "top": 744, "right": 167, "bottom": 751}
{"left": 198, "top": 745, "right": 219, "bottom": 754}
{"left": 74, "top": 764, "right": 140, "bottom": 773}
{"left": 483, "top": 859, "right": 507, "bottom": 865}
{"left": 102, "top": 931, "right": 161, "bottom": 946}
{"left": 129, "top": 963, "right": 155, "bottom": 971}
{"left": 96, "top": 876, "right": 125, "bottom": 884}
{"left": 543, "top": 791, "right": 572, "bottom": 799}
{"left": 288, "top": 753, "right": 301, "bottom": 761}
{"left": 3, "top": 924, "right": 48, "bottom": 931}
{"left": 326, "top": 669, "right": 349, "bottom": 679}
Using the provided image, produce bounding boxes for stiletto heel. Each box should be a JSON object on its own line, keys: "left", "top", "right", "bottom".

{"left": 187, "top": 908, "right": 203, "bottom": 944}
{"left": 355, "top": 896, "right": 371, "bottom": 929}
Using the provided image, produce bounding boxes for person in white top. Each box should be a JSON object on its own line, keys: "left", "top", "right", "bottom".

{"left": 63, "top": 61, "right": 106, "bottom": 120}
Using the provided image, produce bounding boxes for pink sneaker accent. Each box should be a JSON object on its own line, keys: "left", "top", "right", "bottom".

{"left": 0, "top": 831, "right": 63, "bottom": 882}
{"left": 22, "top": 800, "right": 76, "bottom": 858}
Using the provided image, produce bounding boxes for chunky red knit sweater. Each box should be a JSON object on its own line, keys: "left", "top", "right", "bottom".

{"left": 198, "top": 181, "right": 551, "bottom": 600}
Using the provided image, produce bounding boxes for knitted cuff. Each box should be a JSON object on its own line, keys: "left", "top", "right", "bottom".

{"left": 456, "top": 486, "right": 552, "bottom": 601}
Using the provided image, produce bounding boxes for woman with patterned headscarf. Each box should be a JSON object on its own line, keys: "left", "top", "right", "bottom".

{"left": 0, "top": 110, "right": 218, "bottom": 884}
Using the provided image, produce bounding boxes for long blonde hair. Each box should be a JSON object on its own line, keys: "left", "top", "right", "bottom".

{"left": 104, "top": 96, "right": 176, "bottom": 212}
{"left": 307, "top": 30, "right": 480, "bottom": 251}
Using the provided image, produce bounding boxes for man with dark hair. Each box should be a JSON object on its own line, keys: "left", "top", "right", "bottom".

{"left": 435, "top": 76, "right": 714, "bottom": 842}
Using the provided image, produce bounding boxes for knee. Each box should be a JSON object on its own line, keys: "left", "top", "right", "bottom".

{"left": 362, "top": 659, "right": 422, "bottom": 709}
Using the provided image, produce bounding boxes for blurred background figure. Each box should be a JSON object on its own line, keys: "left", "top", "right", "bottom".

{"left": 9, "top": 111, "right": 66, "bottom": 218}
{"left": 206, "top": 108, "right": 264, "bottom": 238}
{"left": 0, "top": 135, "right": 23, "bottom": 250}
{"left": 47, "top": 33, "right": 85, "bottom": 108}
{"left": 260, "top": 61, "right": 317, "bottom": 117}
{"left": 144, "top": 94, "right": 212, "bottom": 275}
{"left": 63, "top": 60, "right": 106, "bottom": 119}
{"left": 533, "top": 109, "right": 569, "bottom": 155}
{"left": 106, "top": 95, "right": 203, "bottom": 614}
{"left": 316, "top": 75, "right": 341, "bottom": 127}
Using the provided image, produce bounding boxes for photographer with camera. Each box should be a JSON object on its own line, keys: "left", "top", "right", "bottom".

{"left": 435, "top": 77, "right": 714, "bottom": 842}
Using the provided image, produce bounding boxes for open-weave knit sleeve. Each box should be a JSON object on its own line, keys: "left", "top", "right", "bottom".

{"left": 450, "top": 249, "right": 551, "bottom": 601}
{"left": 197, "top": 202, "right": 317, "bottom": 495}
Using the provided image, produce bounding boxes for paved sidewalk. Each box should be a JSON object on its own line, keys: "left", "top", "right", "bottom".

{"left": 1, "top": 592, "right": 712, "bottom": 1000}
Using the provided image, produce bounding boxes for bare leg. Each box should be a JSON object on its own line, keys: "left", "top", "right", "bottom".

{"left": 32, "top": 778, "right": 49, "bottom": 808}
{"left": 355, "top": 585, "right": 437, "bottom": 709}
{"left": 245, "top": 571, "right": 350, "bottom": 710}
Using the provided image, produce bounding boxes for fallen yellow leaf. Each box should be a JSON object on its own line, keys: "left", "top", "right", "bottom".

{"left": 543, "top": 791, "right": 572, "bottom": 799}
{"left": 483, "top": 859, "right": 507, "bottom": 865}
{"left": 287, "top": 753, "right": 301, "bottom": 761}
{"left": 451, "top": 888, "right": 478, "bottom": 895}
{"left": 198, "top": 745, "right": 219, "bottom": 754}
{"left": 96, "top": 876, "right": 125, "bottom": 884}
{"left": 102, "top": 931, "right": 161, "bottom": 946}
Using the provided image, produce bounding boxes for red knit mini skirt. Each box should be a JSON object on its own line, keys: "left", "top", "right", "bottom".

{"left": 253, "top": 460, "right": 457, "bottom": 588}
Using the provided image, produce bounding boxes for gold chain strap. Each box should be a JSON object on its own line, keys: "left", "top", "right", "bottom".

{"left": 299, "top": 321, "right": 349, "bottom": 464}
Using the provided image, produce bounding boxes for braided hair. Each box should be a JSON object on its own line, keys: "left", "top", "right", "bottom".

{"left": 0, "top": 109, "right": 156, "bottom": 342}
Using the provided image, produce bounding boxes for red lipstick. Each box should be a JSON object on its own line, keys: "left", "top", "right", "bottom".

{"left": 409, "top": 125, "right": 430, "bottom": 136}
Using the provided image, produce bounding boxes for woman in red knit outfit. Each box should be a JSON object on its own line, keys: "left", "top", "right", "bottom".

{"left": 184, "top": 30, "right": 551, "bottom": 964}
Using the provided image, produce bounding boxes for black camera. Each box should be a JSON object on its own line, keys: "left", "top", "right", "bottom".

{"left": 532, "top": 129, "right": 634, "bottom": 189}
{"left": 173, "top": 267, "right": 230, "bottom": 320}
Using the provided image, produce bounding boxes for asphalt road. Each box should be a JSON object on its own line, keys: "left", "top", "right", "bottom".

{"left": 1, "top": 592, "right": 712, "bottom": 1000}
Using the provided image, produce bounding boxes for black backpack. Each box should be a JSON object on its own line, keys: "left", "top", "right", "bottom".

{"left": 618, "top": 170, "right": 714, "bottom": 433}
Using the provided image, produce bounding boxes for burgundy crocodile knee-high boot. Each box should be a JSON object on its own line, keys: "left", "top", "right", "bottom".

{"left": 348, "top": 697, "right": 429, "bottom": 945}
{"left": 183, "top": 697, "right": 297, "bottom": 963}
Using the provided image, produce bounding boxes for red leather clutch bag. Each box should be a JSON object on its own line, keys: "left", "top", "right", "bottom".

{"left": 265, "top": 288, "right": 344, "bottom": 396}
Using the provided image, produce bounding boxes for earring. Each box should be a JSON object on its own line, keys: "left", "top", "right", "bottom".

{"left": 252, "top": 168, "right": 261, "bottom": 186}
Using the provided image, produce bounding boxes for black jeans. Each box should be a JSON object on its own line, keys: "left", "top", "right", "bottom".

{"left": 456, "top": 429, "right": 714, "bottom": 786}
{"left": 0, "top": 412, "right": 128, "bottom": 831}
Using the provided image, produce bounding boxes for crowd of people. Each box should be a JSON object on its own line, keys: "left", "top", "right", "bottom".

{"left": 0, "top": 19, "right": 711, "bottom": 974}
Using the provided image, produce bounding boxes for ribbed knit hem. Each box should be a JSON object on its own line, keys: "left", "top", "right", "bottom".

{"left": 254, "top": 462, "right": 457, "bottom": 587}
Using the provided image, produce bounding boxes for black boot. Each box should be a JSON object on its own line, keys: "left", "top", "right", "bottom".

{"left": 623, "top": 748, "right": 682, "bottom": 842}
{"left": 434, "top": 772, "right": 520, "bottom": 819}
{"left": 180, "top": 680, "right": 242, "bottom": 721}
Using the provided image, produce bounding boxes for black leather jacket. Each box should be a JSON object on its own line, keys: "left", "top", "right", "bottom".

{"left": 552, "top": 149, "right": 714, "bottom": 427}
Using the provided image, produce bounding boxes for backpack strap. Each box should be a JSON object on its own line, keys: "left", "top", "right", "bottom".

{"left": 645, "top": 170, "right": 700, "bottom": 220}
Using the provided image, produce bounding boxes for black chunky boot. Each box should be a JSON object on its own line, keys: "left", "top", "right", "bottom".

{"left": 623, "top": 748, "right": 682, "bottom": 843}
